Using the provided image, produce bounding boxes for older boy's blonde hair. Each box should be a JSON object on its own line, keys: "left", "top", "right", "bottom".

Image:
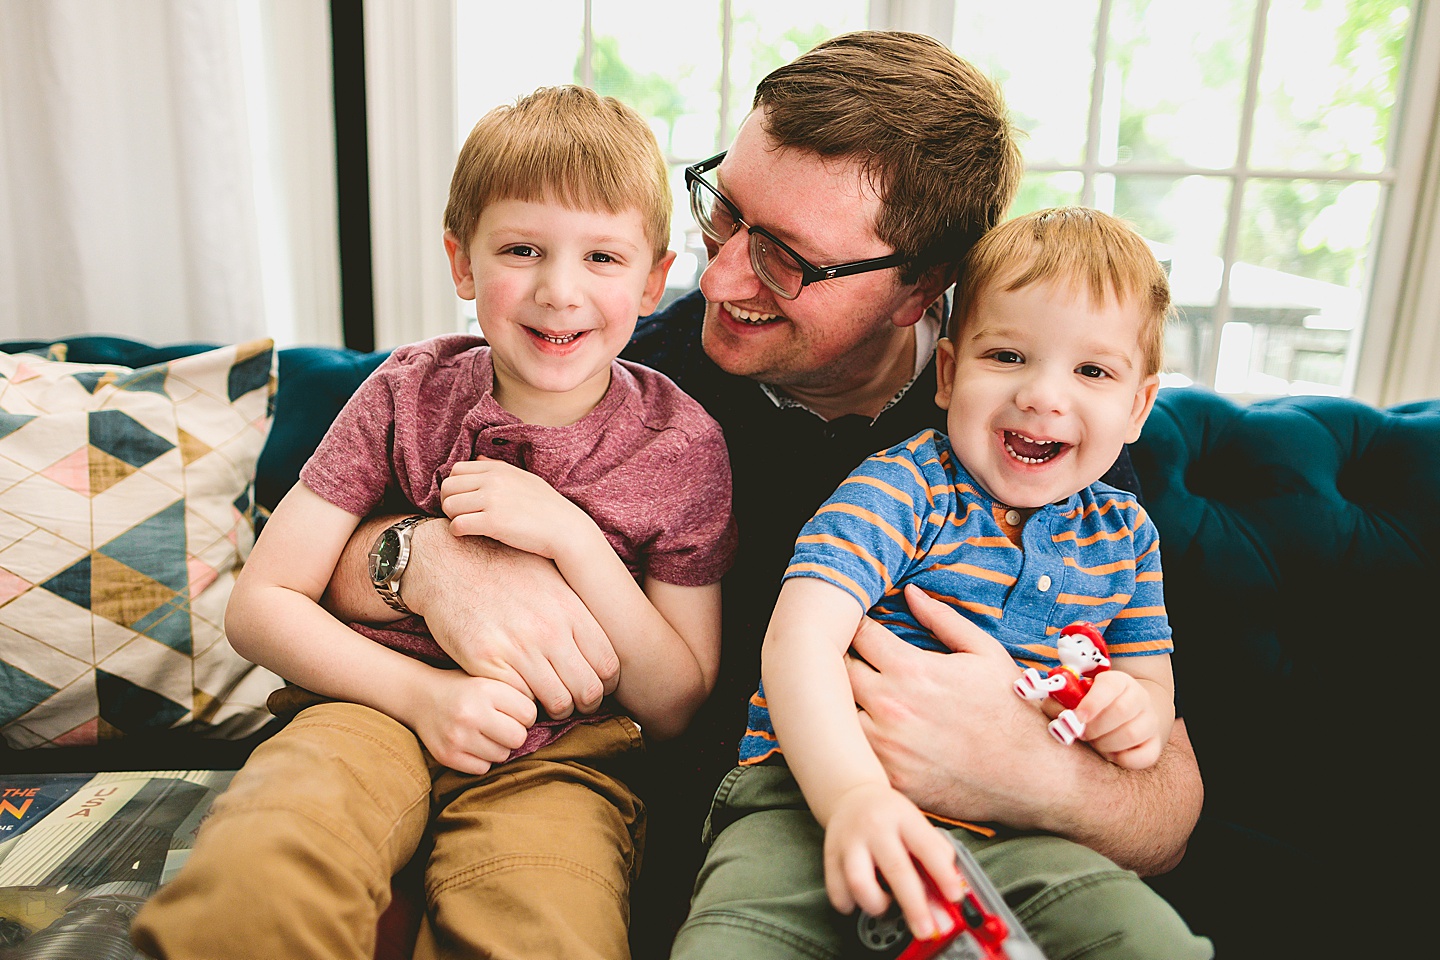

{"left": 443, "top": 85, "right": 671, "bottom": 263}
{"left": 951, "top": 207, "right": 1170, "bottom": 376}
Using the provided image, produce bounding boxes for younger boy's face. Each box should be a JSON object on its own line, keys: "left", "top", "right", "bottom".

{"left": 446, "top": 197, "right": 674, "bottom": 424}
{"left": 935, "top": 275, "right": 1159, "bottom": 509}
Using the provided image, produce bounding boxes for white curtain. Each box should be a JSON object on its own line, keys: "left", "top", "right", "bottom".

{"left": 0, "top": 0, "right": 342, "bottom": 348}
{"left": 364, "top": 0, "right": 459, "bottom": 349}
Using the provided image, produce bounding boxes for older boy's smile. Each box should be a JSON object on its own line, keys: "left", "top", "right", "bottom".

{"left": 526, "top": 327, "right": 587, "bottom": 346}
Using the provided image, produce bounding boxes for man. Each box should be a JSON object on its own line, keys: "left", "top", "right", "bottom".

{"left": 324, "top": 31, "right": 1205, "bottom": 958}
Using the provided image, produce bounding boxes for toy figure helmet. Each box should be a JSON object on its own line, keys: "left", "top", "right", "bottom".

{"left": 1056, "top": 622, "right": 1109, "bottom": 673}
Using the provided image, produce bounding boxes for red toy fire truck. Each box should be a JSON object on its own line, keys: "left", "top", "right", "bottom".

{"left": 854, "top": 830, "right": 1045, "bottom": 960}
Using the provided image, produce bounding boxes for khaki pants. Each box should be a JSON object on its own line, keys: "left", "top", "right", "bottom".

{"left": 132, "top": 701, "right": 645, "bottom": 960}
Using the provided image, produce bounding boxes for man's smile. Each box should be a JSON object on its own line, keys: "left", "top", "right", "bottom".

{"left": 723, "top": 301, "right": 780, "bottom": 325}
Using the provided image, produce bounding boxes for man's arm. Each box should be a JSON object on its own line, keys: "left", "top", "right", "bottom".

{"left": 438, "top": 457, "right": 720, "bottom": 739}
{"left": 846, "top": 591, "right": 1202, "bottom": 875}
{"left": 322, "top": 511, "right": 620, "bottom": 721}
{"left": 232, "top": 487, "right": 536, "bottom": 773}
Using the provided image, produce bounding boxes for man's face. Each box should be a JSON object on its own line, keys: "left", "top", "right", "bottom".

{"left": 697, "top": 112, "right": 936, "bottom": 395}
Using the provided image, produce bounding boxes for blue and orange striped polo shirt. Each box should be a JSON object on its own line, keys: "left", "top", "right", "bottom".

{"left": 739, "top": 428, "right": 1173, "bottom": 765}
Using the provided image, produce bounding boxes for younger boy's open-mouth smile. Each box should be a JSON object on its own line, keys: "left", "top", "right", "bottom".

{"left": 1003, "top": 430, "right": 1070, "bottom": 465}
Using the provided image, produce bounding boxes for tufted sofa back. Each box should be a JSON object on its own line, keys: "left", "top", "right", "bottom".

{"left": 1130, "top": 388, "right": 1436, "bottom": 865}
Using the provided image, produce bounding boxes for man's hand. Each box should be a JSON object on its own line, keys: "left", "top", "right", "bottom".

{"left": 336, "top": 515, "right": 620, "bottom": 722}
{"left": 847, "top": 584, "right": 1202, "bottom": 874}
{"left": 846, "top": 585, "right": 1057, "bottom": 827}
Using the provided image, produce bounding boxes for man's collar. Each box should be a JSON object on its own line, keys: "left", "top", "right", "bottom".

{"left": 758, "top": 296, "right": 945, "bottom": 424}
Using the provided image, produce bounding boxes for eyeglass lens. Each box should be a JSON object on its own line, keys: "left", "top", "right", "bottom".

{"left": 689, "top": 176, "right": 804, "bottom": 300}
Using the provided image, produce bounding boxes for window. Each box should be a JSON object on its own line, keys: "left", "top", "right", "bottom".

{"left": 455, "top": 0, "right": 867, "bottom": 316}
{"left": 448, "top": 0, "right": 1440, "bottom": 400}
{"left": 951, "top": 0, "right": 1422, "bottom": 398}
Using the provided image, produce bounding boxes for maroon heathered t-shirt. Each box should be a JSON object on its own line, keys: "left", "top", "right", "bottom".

{"left": 299, "top": 333, "right": 737, "bottom": 755}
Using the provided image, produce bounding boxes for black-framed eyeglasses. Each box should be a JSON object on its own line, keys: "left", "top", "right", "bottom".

{"left": 684, "top": 152, "right": 909, "bottom": 301}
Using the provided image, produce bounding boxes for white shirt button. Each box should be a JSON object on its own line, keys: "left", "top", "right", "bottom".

{"left": 1004, "top": 509, "right": 1022, "bottom": 526}
{"left": 1037, "top": 575, "right": 1052, "bottom": 592}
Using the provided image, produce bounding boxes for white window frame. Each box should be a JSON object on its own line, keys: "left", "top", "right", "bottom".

{"left": 365, "top": 0, "right": 1440, "bottom": 403}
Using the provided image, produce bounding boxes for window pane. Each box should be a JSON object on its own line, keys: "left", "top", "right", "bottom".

{"left": 1009, "top": 171, "right": 1085, "bottom": 216}
{"left": 1107, "top": 0, "right": 1254, "bottom": 169}
{"left": 951, "top": 2, "right": 1098, "bottom": 167}
{"left": 1215, "top": 178, "right": 1377, "bottom": 394}
{"left": 1113, "top": 175, "right": 1233, "bottom": 385}
{"left": 590, "top": 1, "right": 724, "bottom": 161}
{"left": 1114, "top": 175, "right": 1230, "bottom": 254}
{"left": 455, "top": 0, "right": 584, "bottom": 141}
{"left": 726, "top": 0, "right": 868, "bottom": 141}
{"left": 668, "top": 162, "right": 706, "bottom": 303}
{"left": 1250, "top": 0, "right": 1411, "bottom": 172}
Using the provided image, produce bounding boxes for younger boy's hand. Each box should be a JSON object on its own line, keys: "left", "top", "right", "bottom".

{"left": 822, "top": 782, "right": 962, "bottom": 941}
{"left": 1068, "top": 670, "right": 1164, "bottom": 769}
{"left": 413, "top": 671, "right": 538, "bottom": 775}
{"left": 441, "top": 459, "right": 593, "bottom": 561}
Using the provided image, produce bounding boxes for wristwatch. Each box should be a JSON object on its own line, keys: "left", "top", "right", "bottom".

{"left": 368, "top": 515, "right": 431, "bottom": 614}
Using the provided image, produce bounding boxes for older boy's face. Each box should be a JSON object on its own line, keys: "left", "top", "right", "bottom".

{"left": 935, "top": 276, "right": 1160, "bottom": 509}
{"left": 696, "top": 111, "right": 940, "bottom": 396}
{"left": 446, "top": 198, "right": 673, "bottom": 424}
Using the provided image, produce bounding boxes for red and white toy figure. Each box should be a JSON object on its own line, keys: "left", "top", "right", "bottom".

{"left": 1013, "top": 622, "right": 1111, "bottom": 745}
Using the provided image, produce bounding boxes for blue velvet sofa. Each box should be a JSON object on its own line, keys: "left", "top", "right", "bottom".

{"left": 4, "top": 335, "right": 1434, "bottom": 959}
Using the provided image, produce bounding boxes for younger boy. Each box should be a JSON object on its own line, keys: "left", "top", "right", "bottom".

{"left": 676, "top": 207, "right": 1206, "bottom": 960}
{"left": 132, "top": 85, "right": 735, "bottom": 960}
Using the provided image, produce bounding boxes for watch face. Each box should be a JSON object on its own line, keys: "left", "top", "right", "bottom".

{"left": 370, "top": 529, "right": 402, "bottom": 582}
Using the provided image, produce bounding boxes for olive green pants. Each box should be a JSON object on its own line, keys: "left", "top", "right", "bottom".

{"left": 671, "top": 764, "right": 1212, "bottom": 960}
{"left": 132, "top": 701, "right": 645, "bottom": 960}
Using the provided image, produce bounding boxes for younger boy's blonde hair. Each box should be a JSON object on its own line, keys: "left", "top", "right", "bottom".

{"left": 443, "top": 85, "right": 671, "bottom": 263}
{"left": 951, "top": 207, "right": 1170, "bottom": 376}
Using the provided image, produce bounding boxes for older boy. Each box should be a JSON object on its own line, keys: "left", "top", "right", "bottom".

{"left": 132, "top": 85, "right": 735, "bottom": 960}
{"left": 677, "top": 208, "right": 1205, "bottom": 959}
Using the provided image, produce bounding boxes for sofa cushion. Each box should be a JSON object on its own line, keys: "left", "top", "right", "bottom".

{"left": 0, "top": 342, "right": 284, "bottom": 747}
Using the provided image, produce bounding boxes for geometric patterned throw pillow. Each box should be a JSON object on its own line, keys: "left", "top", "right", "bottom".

{"left": 0, "top": 341, "right": 285, "bottom": 747}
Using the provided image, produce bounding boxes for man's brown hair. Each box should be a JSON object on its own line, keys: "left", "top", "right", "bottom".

{"left": 754, "top": 31, "right": 1022, "bottom": 284}
{"left": 443, "top": 85, "right": 671, "bottom": 263}
{"left": 951, "top": 207, "right": 1171, "bottom": 376}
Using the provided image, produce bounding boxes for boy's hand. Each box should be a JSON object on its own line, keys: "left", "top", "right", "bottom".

{"left": 823, "top": 782, "right": 962, "bottom": 941}
{"left": 412, "top": 671, "right": 538, "bottom": 775}
{"left": 1066, "top": 670, "right": 1165, "bottom": 769}
{"left": 441, "top": 459, "right": 593, "bottom": 561}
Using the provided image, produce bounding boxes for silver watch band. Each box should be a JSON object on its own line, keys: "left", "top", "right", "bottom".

{"left": 371, "top": 514, "right": 429, "bottom": 615}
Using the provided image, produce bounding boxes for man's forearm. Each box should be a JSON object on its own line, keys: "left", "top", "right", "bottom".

{"left": 320, "top": 513, "right": 413, "bottom": 623}
{"left": 1038, "top": 720, "right": 1202, "bottom": 875}
{"left": 320, "top": 511, "right": 618, "bottom": 718}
